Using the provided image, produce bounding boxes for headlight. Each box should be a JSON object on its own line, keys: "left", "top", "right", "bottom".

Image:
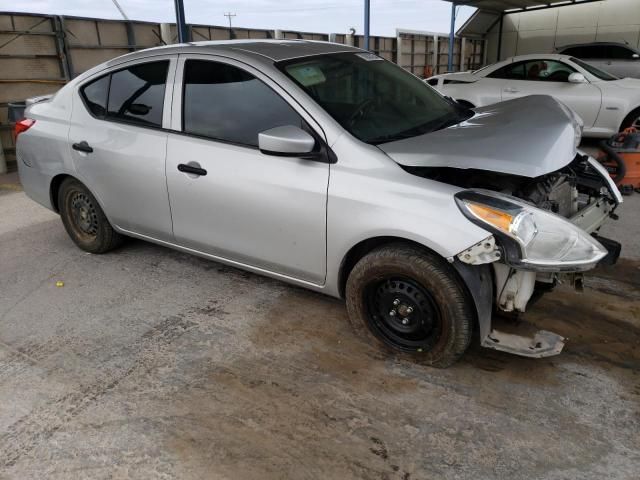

{"left": 455, "top": 190, "right": 607, "bottom": 271}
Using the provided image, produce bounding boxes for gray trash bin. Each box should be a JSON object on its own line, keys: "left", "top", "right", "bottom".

{"left": 8, "top": 101, "right": 26, "bottom": 122}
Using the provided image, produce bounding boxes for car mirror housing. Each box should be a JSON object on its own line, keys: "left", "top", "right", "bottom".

{"left": 258, "top": 125, "right": 316, "bottom": 157}
{"left": 568, "top": 72, "right": 587, "bottom": 84}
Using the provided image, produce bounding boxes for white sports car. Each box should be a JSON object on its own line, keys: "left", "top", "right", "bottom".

{"left": 428, "top": 53, "right": 640, "bottom": 138}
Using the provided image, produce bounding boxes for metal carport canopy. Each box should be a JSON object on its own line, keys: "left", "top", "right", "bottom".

{"left": 444, "top": 0, "right": 601, "bottom": 13}
{"left": 440, "top": 0, "right": 602, "bottom": 71}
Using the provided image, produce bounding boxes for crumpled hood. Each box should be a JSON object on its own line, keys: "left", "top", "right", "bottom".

{"left": 379, "top": 95, "right": 580, "bottom": 178}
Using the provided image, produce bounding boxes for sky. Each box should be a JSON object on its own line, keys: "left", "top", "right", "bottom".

{"left": 2, "top": 0, "right": 476, "bottom": 37}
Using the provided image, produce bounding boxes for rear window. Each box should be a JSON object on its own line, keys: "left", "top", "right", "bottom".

{"left": 488, "top": 62, "right": 526, "bottom": 80}
{"left": 80, "top": 60, "right": 169, "bottom": 128}
{"left": 107, "top": 62, "right": 168, "bottom": 127}
{"left": 81, "top": 75, "right": 109, "bottom": 117}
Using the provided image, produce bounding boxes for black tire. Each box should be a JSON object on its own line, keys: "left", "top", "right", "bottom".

{"left": 620, "top": 107, "right": 640, "bottom": 131}
{"left": 345, "top": 244, "right": 474, "bottom": 368}
{"left": 58, "top": 178, "right": 124, "bottom": 254}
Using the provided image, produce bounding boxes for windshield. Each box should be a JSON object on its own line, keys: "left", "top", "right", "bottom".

{"left": 571, "top": 57, "right": 618, "bottom": 81}
{"left": 278, "top": 52, "right": 471, "bottom": 144}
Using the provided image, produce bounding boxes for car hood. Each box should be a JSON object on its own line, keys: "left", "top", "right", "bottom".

{"left": 378, "top": 95, "right": 580, "bottom": 178}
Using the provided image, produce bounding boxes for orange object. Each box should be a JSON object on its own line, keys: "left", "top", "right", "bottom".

{"left": 465, "top": 202, "right": 513, "bottom": 232}
{"left": 598, "top": 128, "right": 640, "bottom": 190}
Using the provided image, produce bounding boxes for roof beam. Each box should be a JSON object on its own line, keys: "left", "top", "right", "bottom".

{"left": 444, "top": 0, "right": 601, "bottom": 14}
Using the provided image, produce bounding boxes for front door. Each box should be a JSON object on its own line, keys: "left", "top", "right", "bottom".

{"left": 165, "top": 56, "right": 329, "bottom": 284}
{"left": 499, "top": 59, "right": 602, "bottom": 128}
{"left": 69, "top": 57, "right": 177, "bottom": 240}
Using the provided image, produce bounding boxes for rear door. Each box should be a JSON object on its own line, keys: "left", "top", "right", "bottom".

{"left": 165, "top": 55, "right": 329, "bottom": 284}
{"left": 499, "top": 59, "right": 601, "bottom": 128}
{"left": 69, "top": 56, "right": 177, "bottom": 240}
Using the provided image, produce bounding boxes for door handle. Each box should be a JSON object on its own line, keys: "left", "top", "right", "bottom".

{"left": 72, "top": 141, "right": 93, "bottom": 153}
{"left": 178, "top": 163, "right": 207, "bottom": 176}
{"left": 504, "top": 87, "right": 520, "bottom": 93}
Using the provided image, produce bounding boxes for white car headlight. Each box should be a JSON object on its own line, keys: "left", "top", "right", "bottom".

{"left": 455, "top": 190, "right": 607, "bottom": 271}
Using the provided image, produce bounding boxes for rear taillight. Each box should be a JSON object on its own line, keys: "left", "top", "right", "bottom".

{"left": 14, "top": 118, "right": 36, "bottom": 140}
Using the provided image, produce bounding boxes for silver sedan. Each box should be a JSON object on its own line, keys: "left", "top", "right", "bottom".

{"left": 16, "top": 40, "right": 622, "bottom": 367}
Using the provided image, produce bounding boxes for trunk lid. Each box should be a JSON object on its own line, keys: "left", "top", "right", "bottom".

{"left": 378, "top": 95, "right": 580, "bottom": 178}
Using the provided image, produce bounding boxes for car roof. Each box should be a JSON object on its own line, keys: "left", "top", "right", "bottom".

{"left": 105, "top": 39, "right": 362, "bottom": 67}
{"left": 557, "top": 41, "right": 638, "bottom": 50}
{"left": 503, "top": 53, "right": 571, "bottom": 62}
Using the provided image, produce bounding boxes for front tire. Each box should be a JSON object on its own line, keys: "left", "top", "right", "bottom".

{"left": 345, "top": 244, "right": 474, "bottom": 368}
{"left": 58, "top": 178, "right": 123, "bottom": 253}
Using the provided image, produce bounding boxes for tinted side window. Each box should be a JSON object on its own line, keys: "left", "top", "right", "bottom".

{"left": 584, "top": 45, "right": 607, "bottom": 59}
{"left": 182, "top": 60, "right": 303, "bottom": 147}
{"left": 488, "top": 62, "right": 525, "bottom": 80}
{"left": 562, "top": 46, "right": 589, "bottom": 58}
{"left": 607, "top": 45, "right": 636, "bottom": 59}
{"left": 487, "top": 65, "right": 510, "bottom": 79}
{"left": 107, "top": 61, "right": 169, "bottom": 127}
{"left": 81, "top": 75, "right": 109, "bottom": 117}
{"left": 521, "top": 60, "right": 576, "bottom": 82}
{"left": 561, "top": 47, "right": 577, "bottom": 56}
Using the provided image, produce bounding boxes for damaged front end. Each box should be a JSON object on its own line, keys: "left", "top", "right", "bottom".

{"left": 448, "top": 153, "right": 622, "bottom": 358}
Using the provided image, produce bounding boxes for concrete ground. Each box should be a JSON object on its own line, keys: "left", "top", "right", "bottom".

{"left": 0, "top": 174, "right": 639, "bottom": 479}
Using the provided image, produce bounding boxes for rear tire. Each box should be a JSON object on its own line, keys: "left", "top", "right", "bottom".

{"left": 345, "top": 244, "right": 474, "bottom": 368}
{"left": 620, "top": 107, "right": 640, "bottom": 131}
{"left": 58, "top": 178, "right": 123, "bottom": 254}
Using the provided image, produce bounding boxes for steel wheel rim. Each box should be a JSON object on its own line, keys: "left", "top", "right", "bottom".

{"left": 68, "top": 191, "right": 98, "bottom": 239}
{"left": 364, "top": 276, "right": 442, "bottom": 352}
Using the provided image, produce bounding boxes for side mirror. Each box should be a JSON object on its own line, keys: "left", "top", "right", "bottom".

{"left": 127, "top": 103, "right": 151, "bottom": 115}
{"left": 568, "top": 72, "right": 587, "bottom": 84}
{"left": 258, "top": 125, "right": 316, "bottom": 157}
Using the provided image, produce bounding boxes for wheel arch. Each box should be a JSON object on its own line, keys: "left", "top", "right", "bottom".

{"left": 49, "top": 173, "right": 74, "bottom": 213}
{"left": 337, "top": 235, "right": 494, "bottom": 340}
{"left": 338, "top": 236, "right": 453, "bottom": 298}
{"left": 620, "top": 105, "right": 640, "bottom": 131}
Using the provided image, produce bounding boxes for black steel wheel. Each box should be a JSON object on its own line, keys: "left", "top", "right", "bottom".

{"left": 68, "top": 191, "right": 99, "bottom": 239}
{"left": 58, "top": 178, "right": 124, "bottom": 253}
{"left": 346, "top": 243, "right": 474, "bottom": 368}
{"left": 365, "top": 276, "right": 443, "bottom": 352}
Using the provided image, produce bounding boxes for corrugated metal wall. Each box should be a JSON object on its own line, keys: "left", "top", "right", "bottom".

{"left": 0, "top": 12, "right": 484, "bottom": 171}
{"left": 397, "top": 31, "right": 485, "bottom": 77}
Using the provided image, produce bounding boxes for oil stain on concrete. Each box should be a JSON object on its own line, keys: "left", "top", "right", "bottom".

{"left": 0, "top": 191, "right": 639, "bottom": 479}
